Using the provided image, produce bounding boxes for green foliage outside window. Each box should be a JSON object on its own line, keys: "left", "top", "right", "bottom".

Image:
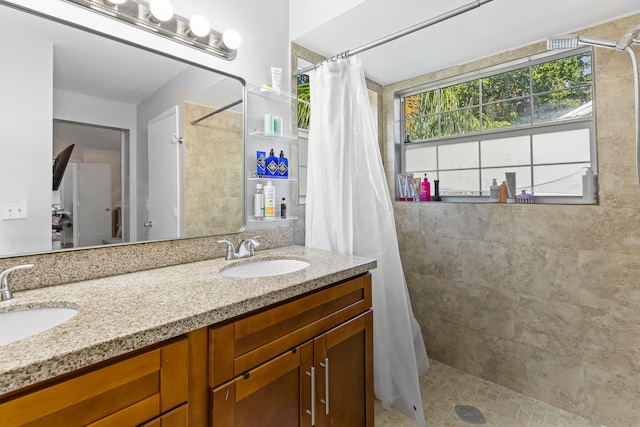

{"left": 404, "top": 52, "right": 593, "bottom": 141}
{"left": 297, "top": 74, "right": 310, "bottom": 130}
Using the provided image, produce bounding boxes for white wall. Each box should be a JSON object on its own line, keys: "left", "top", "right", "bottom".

{"left": 290, "top": 0, "right": 366, "bottom": 41}
{"left": 0, "top": 36, "right": 53, "bottom": 256}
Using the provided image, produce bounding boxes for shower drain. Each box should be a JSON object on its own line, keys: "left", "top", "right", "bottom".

{"left": 454, "top": 405, "right": 486, "bottom": 424}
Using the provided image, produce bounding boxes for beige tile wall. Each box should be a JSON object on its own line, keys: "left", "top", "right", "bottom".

{"left": 184, "top": 102, "right": 243, "bottom": 236}
{"left": 385, "top": 13, "right": 640, "bottom": 426}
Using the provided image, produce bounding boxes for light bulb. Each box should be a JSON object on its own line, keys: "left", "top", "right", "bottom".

{"left": 149, "top": 0, "right": 173, "bottom": 22}
{"left": 105, "top": 0, "right": 127, "bottom": 5}
{"left": 222, "top": 29, "right": 241, "bottom": 50}
{"left": 189, "top": 15, "right": 211, "bottom": 38}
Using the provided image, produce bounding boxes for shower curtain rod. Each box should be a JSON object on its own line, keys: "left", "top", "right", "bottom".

{"left": 190, "top": 98, "right": 243, "bottom": 126}
{"left": 293, "top": 0, "right": 495, "bottom": 77}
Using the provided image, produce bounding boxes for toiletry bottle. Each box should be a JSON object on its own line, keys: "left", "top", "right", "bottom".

{"left": 266, "top": 149, "right": 279, "bottom": 177}
{"left": 254, "top": 184, "right": 264, "bottom": 218}
{"left": 256, "top": 151, "right": 266, "bottom": 177}
{"left": 271, "top": 67, "right": 282, "bottom": 93}
{"left": 278, "top": 150, "right": 288, "bottom": 178}
{"left": 280, "top": 197, "right": 287, "bottom": 218}
{"left": 420, "top": 174, "right": 431, "bottom": 202}
{"left": 264, "top": 181, "right": 276, "bottom": 217}
{"left": 413, "top": 178, "right": 422, "bottom": 202}
{"left": 264, "top": 114, "right": 274, "bottom": 136}
{"left": 505, "top": 172, "right": 516, "bottom": 204}
{"left": 433, "top": 179, "right": 441, "bottom": 201}
{"left": 273, "top": 116, "right": 283, "bottom": 136}
{"left": 499, "top": 181, "right": 507, "bottom": 203}
{"left": 489, "top": 178, "right": 500, "bottom": 203}
{"left": 582, "top": 167, "right": 597, "bottom": 203}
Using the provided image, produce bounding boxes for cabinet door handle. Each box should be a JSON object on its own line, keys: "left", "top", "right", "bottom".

{"left": 305, "top": 367, "right": 316, "bottom": 425}
{"left": 320, "top": 358, "right": 330, "bottom": 414}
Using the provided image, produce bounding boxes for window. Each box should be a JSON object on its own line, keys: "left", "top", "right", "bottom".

{"left": 297, "top": 72, "right": 310, "bottom": 130}
{"left": 399, "top": 48, "right": 595, "bottom": 202}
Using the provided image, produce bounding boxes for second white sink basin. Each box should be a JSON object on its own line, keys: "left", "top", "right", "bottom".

{"left": 221, "top": 259, "right": 310, "bottom": 278}
{"left": 0, "top": 307, "right": 78, "bottom": 346}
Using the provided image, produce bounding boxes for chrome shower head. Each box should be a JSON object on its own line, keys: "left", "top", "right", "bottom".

{"left": 547, "top": 36, "right": 579, "bottom": 50}
{"left": 547, "top": 35, "right": 618, "bottom": 50}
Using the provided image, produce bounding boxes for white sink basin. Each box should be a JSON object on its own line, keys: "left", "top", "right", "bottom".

{"left": 221, "top": 259, "right": 310, "bottom": 278}
{"left": 0, "top": 307, "right": 78, "bottom": 346}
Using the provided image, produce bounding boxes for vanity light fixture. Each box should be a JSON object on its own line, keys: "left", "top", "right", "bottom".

{"left": 188, "top": 14, "right": 210, "bottom": 38}
{"left": 148, "top": 0, "right": 172, "bottom": 22}
{"left": 62, "top": 0, "right": 240, "bottom": 60}
{"left": 221, "top": 29, "right": 242, "bottom": 50}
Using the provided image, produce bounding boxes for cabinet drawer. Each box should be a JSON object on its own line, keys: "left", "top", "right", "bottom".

{"left": 0, "top": 337, "right": 188, "bottom": 427}
{"left": 209, "top": 273, "right": 372, "bottom": 387}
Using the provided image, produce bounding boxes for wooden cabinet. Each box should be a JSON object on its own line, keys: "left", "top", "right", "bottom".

{"left": 0, "top": 272, "right": 372, "bottom": 427}
{"left": 0, "top": 337, "right": 189, "bottom": 427}
{"left": 209, "top": 273, "right": 373, "bottom": 427}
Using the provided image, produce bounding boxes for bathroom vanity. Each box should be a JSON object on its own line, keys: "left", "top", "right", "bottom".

{"left": 0, "top": 246, "right": 375, "bottom": 426}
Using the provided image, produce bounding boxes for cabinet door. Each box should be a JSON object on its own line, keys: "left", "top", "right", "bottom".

{"left": 314, "top": 310, "right": 374, "bottom": 427}
{"left": 211, "top": 342, "right": 313, "bottom": 427}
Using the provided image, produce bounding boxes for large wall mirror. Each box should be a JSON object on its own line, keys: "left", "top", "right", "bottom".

{"left": 0, "top": 2, "right": 245, "bottom": 258}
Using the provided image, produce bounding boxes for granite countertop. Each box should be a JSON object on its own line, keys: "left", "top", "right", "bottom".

{"left": 0, "top": 245, "right": 376, "bottom": 396}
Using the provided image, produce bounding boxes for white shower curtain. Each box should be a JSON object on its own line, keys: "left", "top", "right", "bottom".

{"left": 305, "top": 56, "right": 429, "bottom": 426}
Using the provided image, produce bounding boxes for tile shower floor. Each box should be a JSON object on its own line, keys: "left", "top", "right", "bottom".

{"left": 375, "top": 359, "right": 604, "bottom": 427}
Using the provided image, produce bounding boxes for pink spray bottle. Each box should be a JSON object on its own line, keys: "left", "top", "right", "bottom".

{"left": 420, "top": 173, "right": 431, "bottom": 202}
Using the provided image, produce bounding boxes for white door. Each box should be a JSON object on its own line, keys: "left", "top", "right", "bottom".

{"left": 75, "top": 163, "right": 112, "bottom": 247}
{"left": 147, "top": 106, "right": 180, "bottom": 240}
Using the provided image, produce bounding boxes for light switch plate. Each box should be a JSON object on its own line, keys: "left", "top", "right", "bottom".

{"left": 1, "top": 201, "right": 28, "bottom": 220}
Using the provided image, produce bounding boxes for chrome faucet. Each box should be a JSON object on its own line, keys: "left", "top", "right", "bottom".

{"left": 0, "top": 264, "right": 34, "bottom": 301}
{"left": 218, "top": 236, "right": 261, "bottom": 260}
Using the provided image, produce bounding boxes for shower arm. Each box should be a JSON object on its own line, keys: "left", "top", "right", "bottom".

{"left": 616, "top": 24, "right": 640, "bottom": 51}
{"left": 548, "top": 28, "right": 640, "bottom": 189}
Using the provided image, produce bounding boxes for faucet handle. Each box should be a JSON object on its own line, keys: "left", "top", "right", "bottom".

{"left": 0, "top": 264, "right": 34, "bottom": 301}
{"left": 217, "top": 240, "right": 236, "bottom": 260}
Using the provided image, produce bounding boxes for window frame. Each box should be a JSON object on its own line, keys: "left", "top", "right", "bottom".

{"left": 396, "top": 47, "right": 597, "bottom": 204}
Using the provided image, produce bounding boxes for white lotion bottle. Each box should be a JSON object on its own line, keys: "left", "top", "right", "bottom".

{"left": 264, "top": 181, "right": 276, "bottom": 218}
{"left": 489, "top": 178, "right": 500, "bottom": 203}
{"left": 254, "top": 183, "right": 264, "bottom": 218}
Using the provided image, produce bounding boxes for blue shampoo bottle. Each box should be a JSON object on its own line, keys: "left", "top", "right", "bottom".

{"left": 265, "top": 148, "right": 278, "bottom": 177}
{"left": 278, "top": 150, "right": 288, "bottom": 178}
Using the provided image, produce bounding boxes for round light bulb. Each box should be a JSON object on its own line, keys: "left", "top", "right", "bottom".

{"left": 149, "top": 0, "right": 173, "bottom": 22}
{"left": 106, "top": 0, "right": 127, "bottom": 5}
{"left": 222, "top": 29, "right": 242, "bottom": 50}
{"left": 189, "top": 15, "right": 211, "bottom": 38}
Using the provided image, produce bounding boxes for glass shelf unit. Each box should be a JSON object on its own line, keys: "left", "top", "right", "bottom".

{"left": 246, "top": 82, "right": 298, "bottom": 229}
{"left": 247, "top": 83, "right": 296, "bottom": 101}
{"left": 247, "top": 216, "right": 298, "bottom": 223}
{"left": 249, "top": 128, "right": 298, "bottom": 141}
{"left": 248, "top": 174, "right": 297, "bottom": 182}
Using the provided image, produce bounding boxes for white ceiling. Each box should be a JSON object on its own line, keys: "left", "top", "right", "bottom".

{"left": 293, "top": 0, "right": 640, "bottom": 85}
